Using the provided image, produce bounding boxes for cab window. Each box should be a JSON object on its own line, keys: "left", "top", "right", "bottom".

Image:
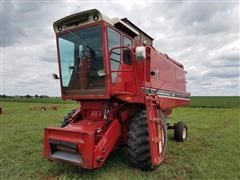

{"left": 123, "top": 36, "right": 132, "bottom": 47}
{"left": 123, "top": 36, "right": 132, "bottom": 65}
{"left": 107, "top": 27, "right": 121, "bottom": 82}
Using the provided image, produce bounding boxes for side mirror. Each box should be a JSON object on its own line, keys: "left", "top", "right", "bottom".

{"left": 52, "top": 73, "right": 59, "bottom": 80}
{"left": 136, "top": 46, "right": 146, "bottom": 60}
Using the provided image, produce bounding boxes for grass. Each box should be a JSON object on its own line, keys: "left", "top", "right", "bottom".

{"left": 0, "top": 98, "right": 239, "bottom": 179}
{"left": 190, "top": 96, "right": 240, "bottom": 108}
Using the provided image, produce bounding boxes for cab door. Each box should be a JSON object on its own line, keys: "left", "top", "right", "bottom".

{"left": 107, "top": 27, "right": 122, "bottom": 92}
{"left": 107, "top": 26, "right": 135, "bottom": 94}
{"left": 121, "top": 36, "right": 135, "bottom": 94}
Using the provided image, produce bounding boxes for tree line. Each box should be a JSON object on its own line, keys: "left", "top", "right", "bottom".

{"left": 0, "top": 94, "right": 49, "bottom": 98}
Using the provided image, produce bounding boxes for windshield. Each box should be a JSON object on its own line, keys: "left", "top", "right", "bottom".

{"left": 58, "top": 25, "right": 105, "bottom": 96}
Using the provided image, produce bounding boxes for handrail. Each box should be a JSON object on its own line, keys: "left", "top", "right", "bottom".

{"left": 111, "top": 69, "right": 134, "bottom": 72}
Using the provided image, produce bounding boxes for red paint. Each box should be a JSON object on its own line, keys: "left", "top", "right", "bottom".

{"left": 93, "top": 119, "right": 121, "bottom": 168}
{"left": 44, "top": 12, "right": 190, "bottom": 170}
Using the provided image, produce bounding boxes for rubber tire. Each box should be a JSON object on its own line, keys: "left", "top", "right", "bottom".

{"left": 61, "top": 109, "right": 76, "bottom": 127}
{"left": 127, "top": 110, "right": 167, "bottom": 171}
{"left": 174, "top": 121, "right": 187, "bottom": 142}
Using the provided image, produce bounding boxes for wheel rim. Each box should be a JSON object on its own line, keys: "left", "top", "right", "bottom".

{"left": 182, "top": 127, "right": 187, "bottom": 139}
{"left": 158, "top": 126, "right": 165, "bottom": 154}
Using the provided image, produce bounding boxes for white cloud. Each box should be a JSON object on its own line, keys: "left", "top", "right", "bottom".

{"left": 1, "top": 1, "right": 239, "bottom": 96}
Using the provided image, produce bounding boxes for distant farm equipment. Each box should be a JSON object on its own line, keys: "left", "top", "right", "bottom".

{"left": 30, "top": 105, "right": 58, "bottom": 111}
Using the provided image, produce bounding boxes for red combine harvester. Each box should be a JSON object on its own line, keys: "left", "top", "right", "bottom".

{"left": 44, "top": 9, "right": 190, "bottom": 170}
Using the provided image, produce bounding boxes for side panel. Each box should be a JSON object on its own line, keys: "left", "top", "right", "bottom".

{"left": 150, "top": 49, "right": 187, "bottom": 94}
{"left": 93, "top": 119, "right": 121, "bottom": 168}
{"left": 175, "top": 68, "right": 186, "bottom": 92}
{"left": 148, "top": 48, "right": 190, "bottom": 109}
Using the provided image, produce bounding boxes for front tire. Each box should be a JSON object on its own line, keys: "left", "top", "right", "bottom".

{"left": 127, "top": 110, "right": 167, "bottom": 171}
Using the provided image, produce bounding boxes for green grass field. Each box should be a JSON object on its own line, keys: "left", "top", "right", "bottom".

{"left": 0, "top": 97, "right": 239, "bottom": 179}
{"left": 190, "top": 96, "right": 240, "bottom": 108}
{"left": 0, "top": 97, "right": 75, "bottom": 104}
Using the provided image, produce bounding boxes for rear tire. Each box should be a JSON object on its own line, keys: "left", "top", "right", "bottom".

{"left": 174, "top": 121, "right": 187, "bottom": 142}
{"left": 127, "top": 110, "right": 167, "bottom": 171}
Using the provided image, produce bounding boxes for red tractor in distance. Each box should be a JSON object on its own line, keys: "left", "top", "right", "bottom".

{"left": 44, "top": 9, "right": 190, "bottom": 171}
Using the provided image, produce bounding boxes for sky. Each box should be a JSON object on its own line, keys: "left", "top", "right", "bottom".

{"left": 0, "top": 0, "right": 239, "bottom": 96}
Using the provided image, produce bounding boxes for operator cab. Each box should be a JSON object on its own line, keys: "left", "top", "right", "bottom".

{"left": 57, "top": 25, "right": 105, "bottom": 96}
{"left": 53, "top": 9, "right": 153, "bottom": 99}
